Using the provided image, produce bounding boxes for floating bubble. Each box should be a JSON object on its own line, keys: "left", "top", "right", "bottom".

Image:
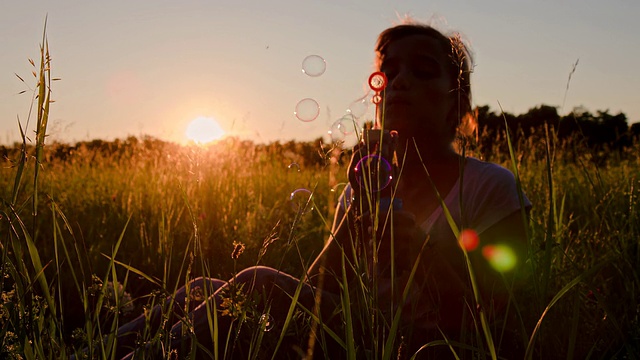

{"left": 295, "top": 98, "right": 320, "bottom": 122}
{"left": 347, "top": 92, "right": 371, "bottom": 118}
{"left": 287, "top": 162, "right": 301, "bottom": 172}
{"left": 302, "top": 55, "right": 326, "bottom": 77}
{"left": 459, "top": 229, "right": 479, "bottom": 251}
{"left": 354, "top": 154, "right": 393, "bottom": 192}
{"left": 331, "top": 183, "right": 352, "bottom": 209}
{"left": 330, "top": 182, "right": 348, "bottom": 194}
{"left": 327, "top": 128, "right": 344, "bottom": 143}
{"left": 290, "top": 188, "right": 314, "bottom": 214}
{"left": 331, "top": 113, "right": 358, "bottom": 136}
{"left": 327, "top": 127, "right": 359, "bottom": 149}
{"left": 482, "top": 244, "right": 517, "bottom": 272}
{"left": 259, "top": 313, "right": 275, "bottom": 332}
{"left": 368, "top": 71, "right": 387, "bottom": 92}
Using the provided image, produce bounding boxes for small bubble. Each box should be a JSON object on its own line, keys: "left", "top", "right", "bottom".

{"left": 295, "top": 98, "right": 320, "bottom": 122}
{"left": 259, "top": 313, "right": 275, "bottom": 332}
{"left": 347, "top": 91, "right": 371, "bottom": 118}
{"left": 354, "top": 154, "right": 392, "bottom": 192}
{"left": 331, "top": 183, "right": 348, "bottom": 193}
{"left": 302, "top": 55, "right": 326, "bottom": 77}
{"left": 290, "top": 188, "right": 314, "bottom": 214}
{"left": 331, "top": 113, "right": 358, "bottom": 136}
{"left": 287, "top": 162, "right": 301, "bottom": 172}
{"left": 328, "top": 127, "right": 359, "bottom": 148}
{"left": 331, "top": 183, "right": 351, "bottom": 208}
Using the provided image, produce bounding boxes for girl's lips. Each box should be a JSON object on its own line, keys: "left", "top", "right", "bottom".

{"left": 385, "top": 96, "right": 411, "bottom": 106}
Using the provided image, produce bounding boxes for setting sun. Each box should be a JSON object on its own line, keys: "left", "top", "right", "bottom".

{"left": 185, "top": 116, "right": 226, "bottom": 144}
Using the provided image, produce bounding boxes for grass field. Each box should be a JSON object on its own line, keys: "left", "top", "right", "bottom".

{"left": 1, "top": 28, "right": 639, "bottom": 360}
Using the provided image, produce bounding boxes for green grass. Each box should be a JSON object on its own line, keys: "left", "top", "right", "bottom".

{"left": 1, "top": 24, "right": 639, "bottom": 360}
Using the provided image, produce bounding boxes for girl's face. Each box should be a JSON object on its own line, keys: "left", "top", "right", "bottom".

{"left": 378, "top": 34, "right": 456, "bottom": 150}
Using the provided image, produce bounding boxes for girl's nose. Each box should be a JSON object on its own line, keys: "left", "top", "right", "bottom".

{"left": 390, "top": 70, "right": 411, "bottom": 90}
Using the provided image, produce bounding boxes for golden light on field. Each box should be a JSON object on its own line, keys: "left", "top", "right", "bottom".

{"left": 185, "top": 116, "right": 226, "bottom": 144}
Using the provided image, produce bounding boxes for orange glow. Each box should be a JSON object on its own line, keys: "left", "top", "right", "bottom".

{"left": 459, "top": 229, "right": 479, "bottom": 251}
{"left": 185, "top": 116, "right": 226, "bottom": 144}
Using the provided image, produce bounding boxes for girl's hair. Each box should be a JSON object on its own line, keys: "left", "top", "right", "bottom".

{"left": 375, "top": 20, "right": 477, "bottom": 142}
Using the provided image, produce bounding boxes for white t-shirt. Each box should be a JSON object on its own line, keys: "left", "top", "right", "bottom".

{"left": 421, "top": 156, "right": 532, "bottom": 238}
{"left": 340, "top": 156, "right": 531, "bottom": 236}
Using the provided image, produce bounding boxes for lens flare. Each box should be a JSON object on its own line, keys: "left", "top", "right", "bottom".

{"left": 482, "top": 244, "right": 517, "bottom": 272}
{"left": 459, "top": 229, "right": 479, "bottom": 251}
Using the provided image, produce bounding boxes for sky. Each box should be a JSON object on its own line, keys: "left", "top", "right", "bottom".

{"left": 1, "top": 0, "right": 638, "bottom": 146}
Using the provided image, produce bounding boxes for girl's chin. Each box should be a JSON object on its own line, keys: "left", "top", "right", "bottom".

{"left": 380, "top": 122, "right": 410, "bottom": 134}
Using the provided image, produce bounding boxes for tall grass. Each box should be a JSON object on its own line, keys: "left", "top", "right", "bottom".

{"left": 1, "top": 25, "right": 639, "bottom": 359}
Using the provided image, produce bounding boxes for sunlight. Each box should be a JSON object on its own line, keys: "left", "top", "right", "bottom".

{"left": 185, "top": 116, "right": 226, "bottom": 144}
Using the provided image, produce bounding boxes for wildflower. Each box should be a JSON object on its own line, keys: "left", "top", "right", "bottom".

{"left": 218, "top": 283, "right": 251, "bottom": 320}
{"left": 189, "top": 286, "right": 205, "bottom": 302}
{"left": 231, "top": 241, "right": 246, "bottom": 260}
{"left": 100, "top": 281, "right": 134, "bottom": 315}
{"left": 259, "top": 222, "right": 280, "bottom": 259}
{"left": 88, "top": 274, "right": 103, "bottom": 297}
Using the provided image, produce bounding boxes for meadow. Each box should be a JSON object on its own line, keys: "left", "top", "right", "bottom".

{"left": 1, "top": 31, "right": 639, "bottom": 360}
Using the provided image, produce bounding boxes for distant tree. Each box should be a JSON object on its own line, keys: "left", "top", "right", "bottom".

{"left": 630, "top": 122, "right": 640, "bottom": 139}
{"left": 518, "top": 105, "right": 560, "bottom": 133}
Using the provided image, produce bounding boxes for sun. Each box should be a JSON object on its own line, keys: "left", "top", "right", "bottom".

{"left": 185, "top": 116, "right": 226, "bottom": 144}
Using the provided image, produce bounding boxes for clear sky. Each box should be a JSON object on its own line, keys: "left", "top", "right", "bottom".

{"left": 1, "top": 0, "right": 638, "bottom": 146}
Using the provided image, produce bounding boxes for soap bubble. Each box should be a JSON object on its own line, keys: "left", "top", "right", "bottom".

{"left": 347, "top": 91, "right": 371, "bottom": 119}
{"left": 295, "top": 98, "right": 320, "bottom": 122}
{"left": 353, "top": 154, "right": 392, "bottom": 192}
{"left": 302, "top": 55, "right": 326, "bottom": 77}
{"left": 331, "top": 183, "right": 351, "bottom": 208}
{"left": 331, "top": 114, "right": 358, "bottom": 136}
{"left": 328, "top": 114, "right": 360, "bottom": 148}
{"left": 287, "top": 163, "right": 301, "bottom": 172}
{"left": 328, "top": 127, "right": 359, "bottom": 148}
{"left": 259, "top": 313, "right": 275, "bottom": 332}
{"left": 290, "top": 188, "right": 314, "bottom": 214}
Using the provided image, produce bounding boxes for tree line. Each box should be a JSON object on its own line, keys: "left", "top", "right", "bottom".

{"left": 476, "top": 105, "right": 639, "bottom": 158}
{"left": 1, "top": 104, "right": 638, "bottom": 167}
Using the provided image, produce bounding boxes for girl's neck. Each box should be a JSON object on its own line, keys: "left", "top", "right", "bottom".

{"left": 398, "top": 141, "right": 460, "bottom": 173}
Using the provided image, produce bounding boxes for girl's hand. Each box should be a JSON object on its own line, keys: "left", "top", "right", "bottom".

{"left": 354, "top": 207, "right": 428, "bottom": 274}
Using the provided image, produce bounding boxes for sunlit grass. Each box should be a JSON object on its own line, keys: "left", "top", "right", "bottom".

{"left": 1, "top": 23, "right": 639, "bottom": 360}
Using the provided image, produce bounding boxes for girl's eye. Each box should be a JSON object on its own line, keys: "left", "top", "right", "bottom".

{"left": 383, "top": 70, "right": 397, "bottom": 81}
{"left": 414, "top": 67, "right": 438, "bottom": 79}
